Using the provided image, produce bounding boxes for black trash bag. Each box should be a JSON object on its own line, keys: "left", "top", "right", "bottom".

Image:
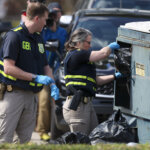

{"left": 114, "top": 48, "right": 132, "bottom": 109}
{"left": 96, "top": 81, "right": 114, "bottom": 95}
{"left": 89, "top": 110, "right": 136, "bottom": 144}
{"left": 114, "top": 48, "right": 131, "bottom": 75}
{"left": 49, "top": 132, "right": 91, "bottom": 144}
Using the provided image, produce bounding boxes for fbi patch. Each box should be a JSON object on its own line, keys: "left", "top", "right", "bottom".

{"left": 38, "top": 43, "right": 44, "bottom": 54}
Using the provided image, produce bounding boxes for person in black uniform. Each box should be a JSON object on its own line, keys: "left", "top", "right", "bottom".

{"left": 63, "top": 28, "right": 121, "bottom": 135}
{"left": 0, "top": 3, "right": 59, "bottom": 143}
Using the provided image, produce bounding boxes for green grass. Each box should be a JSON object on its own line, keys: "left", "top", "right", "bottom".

{"left": 0, "top": 143, "right": 150, "bottom": 150}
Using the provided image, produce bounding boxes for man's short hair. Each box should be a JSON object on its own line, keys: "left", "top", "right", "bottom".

{"left": 27, "top": 3, "right": 48, "bottom": 20}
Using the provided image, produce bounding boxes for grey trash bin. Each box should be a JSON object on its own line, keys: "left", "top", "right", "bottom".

{"left": 114, "top": 21, "right": 150, "bottom": 143}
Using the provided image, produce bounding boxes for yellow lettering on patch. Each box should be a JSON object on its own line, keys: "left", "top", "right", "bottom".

{"left": 22, "top": 41, "right": 31, "bottom": 50}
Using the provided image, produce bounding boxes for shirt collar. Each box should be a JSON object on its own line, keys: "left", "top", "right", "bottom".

{"left": 21, "top": 23, "right": 38, "bottom": 39}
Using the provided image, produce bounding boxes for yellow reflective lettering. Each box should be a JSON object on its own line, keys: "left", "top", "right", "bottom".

{"left": 22, "top": 41, "right": 31, "bottom": 50}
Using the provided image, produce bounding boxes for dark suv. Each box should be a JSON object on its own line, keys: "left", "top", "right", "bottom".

{"left": 74, "top": 0, "right": 150, "bottom": 11}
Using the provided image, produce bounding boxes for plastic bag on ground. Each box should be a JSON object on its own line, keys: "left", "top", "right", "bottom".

{"left": 49, "top": 131, "right": 91, "bottom": 144}
{"left": 89, "top": 109, "right": 136, "bottom": 145}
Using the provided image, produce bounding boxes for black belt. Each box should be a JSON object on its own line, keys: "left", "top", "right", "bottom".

{"left": 67, "top": 95, "right": 92, "bottom": 104}
{"left": 0, "top": 83, "right": 38, "bottom": 94}
{"left": 6, "top": 85, "right": 24, "bottom": 92}
{"left": 0, "top": 83, "right": 23, "bottom": 92}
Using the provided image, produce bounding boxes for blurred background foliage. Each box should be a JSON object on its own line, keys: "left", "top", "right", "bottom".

{"left": 5, "top": 0, "right": 77, "bottom": 18}
{"left": 2, "top": 0, "right": 78, "bottom": 27}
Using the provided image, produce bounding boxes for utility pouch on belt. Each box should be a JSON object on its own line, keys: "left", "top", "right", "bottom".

{"left": 0, "top": 83, "right": 6, "bottom": 100}
{"left": 68, "top": 85, "right": 83, "bottom": 111}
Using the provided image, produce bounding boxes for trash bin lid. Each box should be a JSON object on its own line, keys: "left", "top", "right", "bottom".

{"left": 121, "top": 21, "right": 150, "bottom": 33}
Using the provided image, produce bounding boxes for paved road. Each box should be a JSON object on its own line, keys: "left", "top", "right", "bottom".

{"left": 30, "top": 132, "right": 48, "bottom": 145}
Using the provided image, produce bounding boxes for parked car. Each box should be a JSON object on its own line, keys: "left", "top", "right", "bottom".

{"left": 74, "top": 0, "right": 150, "bottom": 11}
{"left": 89, "top": 0, "right": 150, "bottom": 10}
{"left": 52, "top": 8, "right": 150, "bottom": 139}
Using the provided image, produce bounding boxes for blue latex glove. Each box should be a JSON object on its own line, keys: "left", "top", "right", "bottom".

{"left": 50, "top": 84, "right": 59, "bottom": 100}
{"left": 35, "top": 75, "right": 54, "bottom": 85}
{"left": 114, "top": 72, "right": 123, "bottom": 79}
{"left": 108, "top": 42, "right": 120, "bottom": 52}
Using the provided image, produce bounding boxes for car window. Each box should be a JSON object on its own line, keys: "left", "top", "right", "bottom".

{"left": 74, "top": 0, "right": 89, "bottom": 11}
{"left": 75, "top": 16, "right": 149, "bottom": 50}
{"left": 91, "top": 0, "right": 150, "bottom": 10}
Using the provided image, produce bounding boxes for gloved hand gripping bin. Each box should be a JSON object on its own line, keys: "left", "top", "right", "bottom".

{"left": 114, "top": 22, "right": 150, "bottom": 143}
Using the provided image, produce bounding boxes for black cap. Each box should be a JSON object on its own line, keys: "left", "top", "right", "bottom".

{"left": 48, "top": 2, "right": 62, "bottom": 13}
{"left": 29, "top": 0, "right": 46, "bottom": 3}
